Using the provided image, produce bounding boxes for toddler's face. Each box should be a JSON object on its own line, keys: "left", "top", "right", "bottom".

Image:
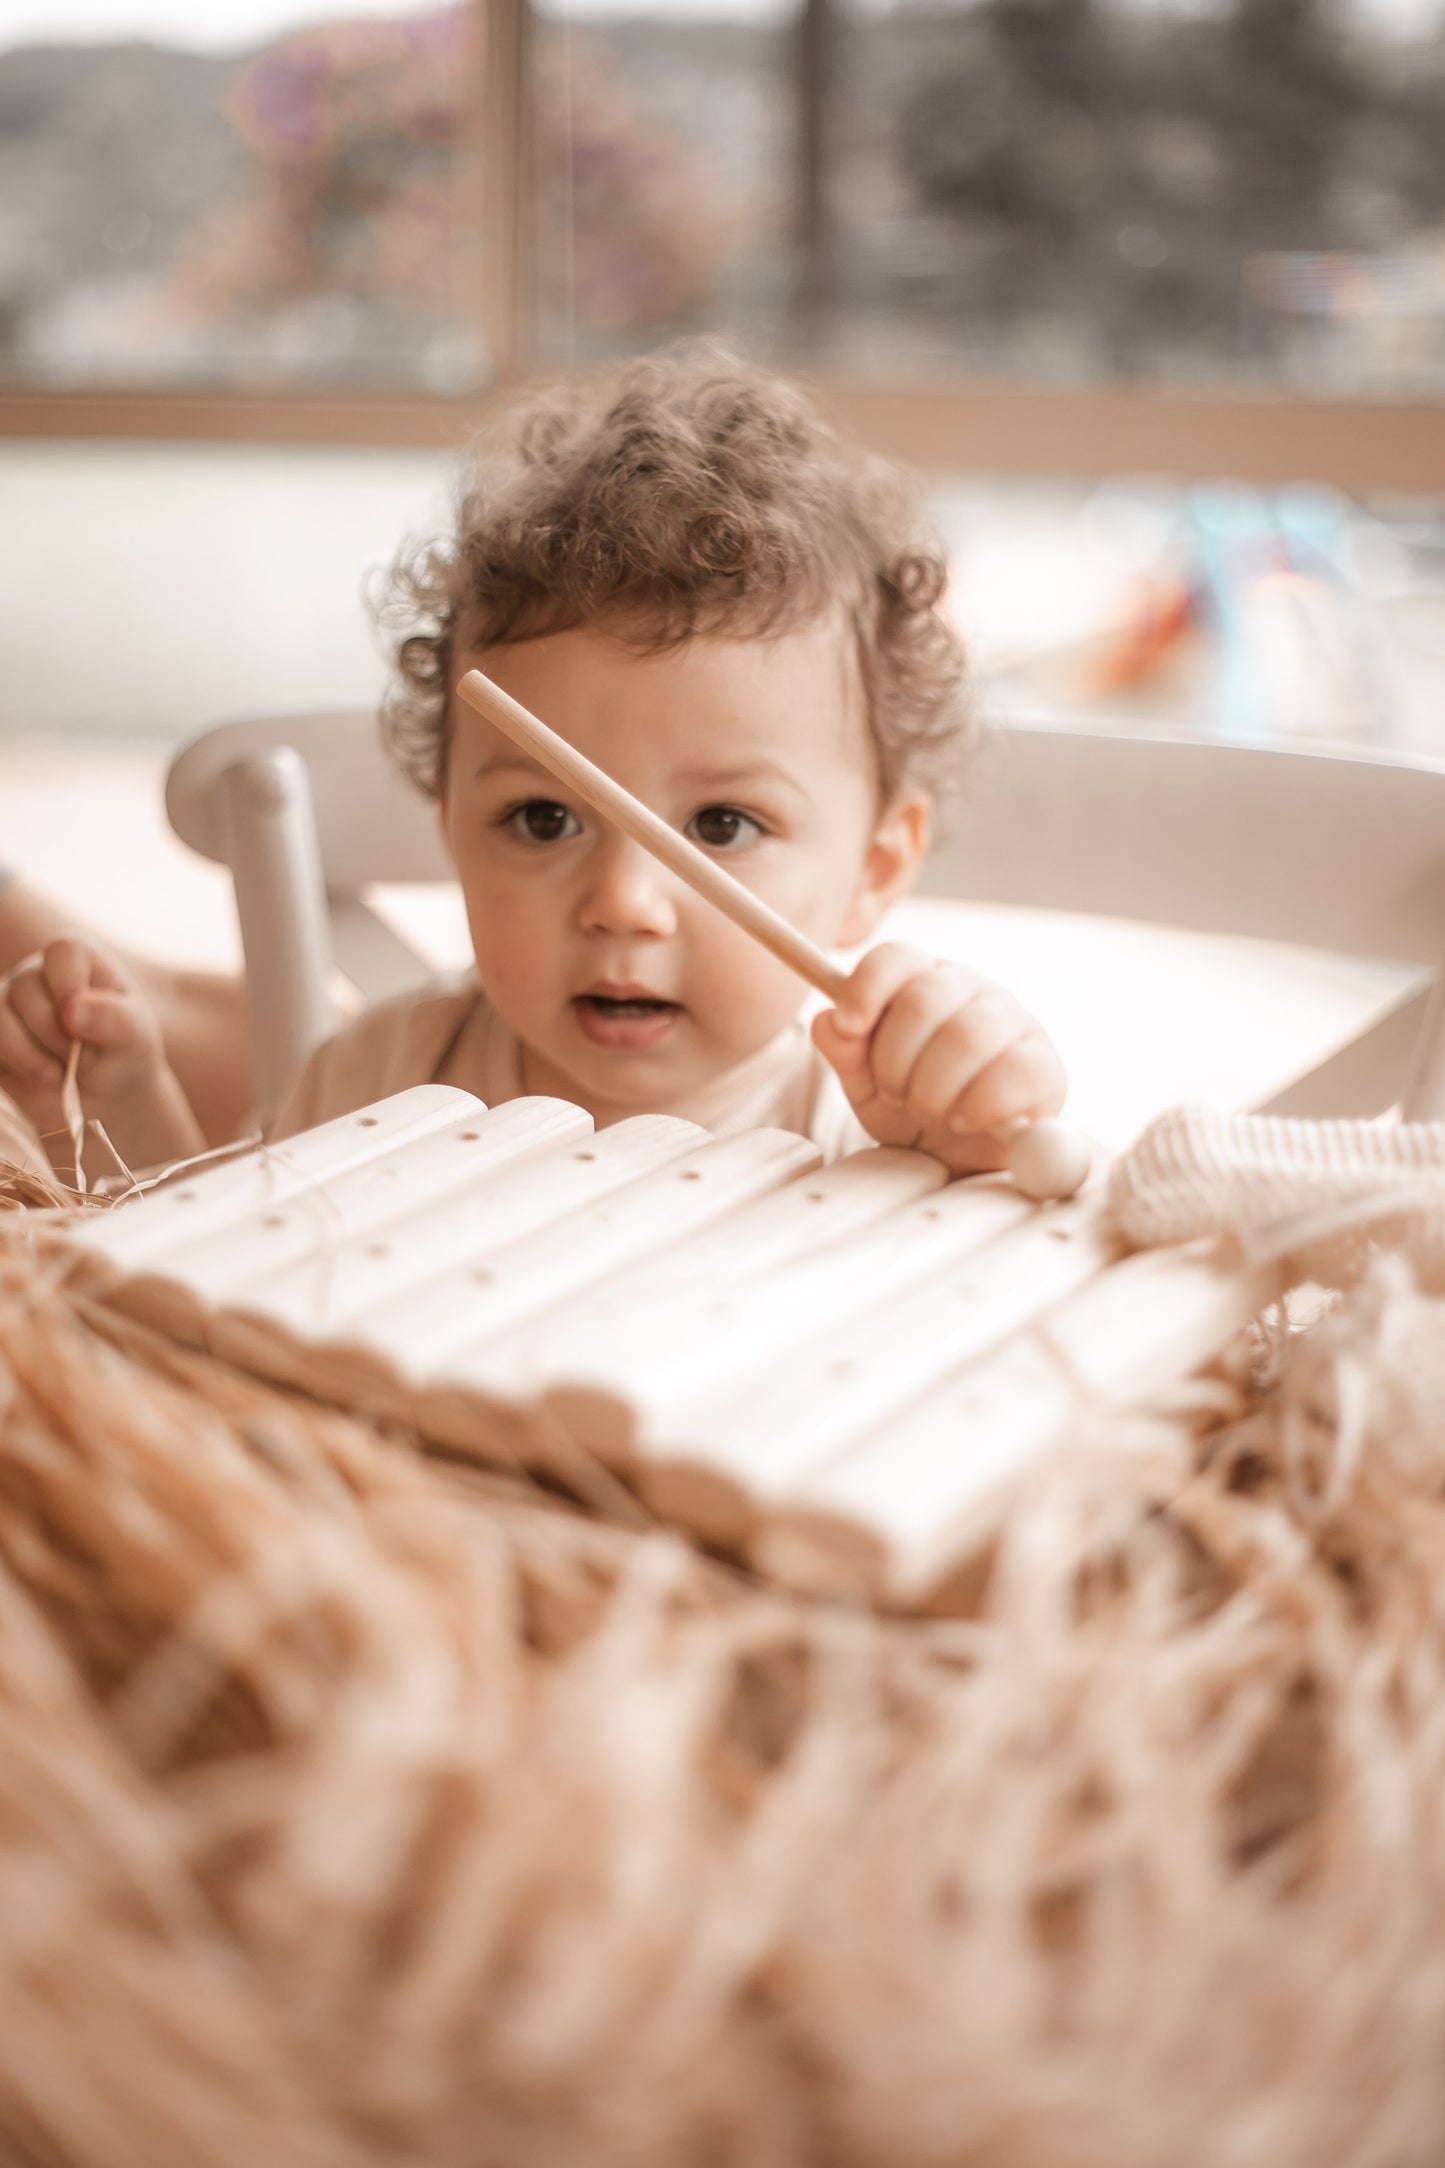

{"left": 440, "top": 623, "right": 927, "bottom": 1125}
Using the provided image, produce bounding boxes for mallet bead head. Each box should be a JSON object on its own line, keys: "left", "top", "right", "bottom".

{"left": 1006, "top": 1119, "right": 1092, "bottom": 1203}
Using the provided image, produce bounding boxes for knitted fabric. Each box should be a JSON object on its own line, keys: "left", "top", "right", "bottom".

{"left": 1108, "top": 1105, "right": 1445, "bottom": 1291}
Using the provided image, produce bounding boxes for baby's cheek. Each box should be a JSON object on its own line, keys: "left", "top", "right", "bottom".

{"left": 695, "top": 925, "right": 805, "bottom": 1057}
{"left": 467, "top": 897, "right": 553, "bottom": 1008}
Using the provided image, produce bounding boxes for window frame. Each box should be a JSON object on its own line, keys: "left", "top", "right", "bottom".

{"left": 0, "top": 0, "right": 1441, "bottom": 491}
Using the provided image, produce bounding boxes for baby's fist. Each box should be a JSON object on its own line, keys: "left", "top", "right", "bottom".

{"left": 812, "top": 942, "right": 1066, "bottom": 1175}
{"left": 0, "top": 938, "right": 180, "bottom": 1172}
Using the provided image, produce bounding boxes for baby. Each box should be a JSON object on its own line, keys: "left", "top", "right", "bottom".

{"left": 0, "top": 349, "right": 1064, "bottom": 1182}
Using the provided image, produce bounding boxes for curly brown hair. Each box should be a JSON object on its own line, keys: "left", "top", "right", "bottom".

{"left": 379, "top": 346, "right": 973, "bottom": 804}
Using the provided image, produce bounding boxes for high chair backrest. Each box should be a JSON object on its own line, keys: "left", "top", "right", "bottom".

{"left": 167, "top": 712, "right": 447, "bottom": 1126}
{"left": 166, "top": 711, "right": 1445, "bottom": 1132}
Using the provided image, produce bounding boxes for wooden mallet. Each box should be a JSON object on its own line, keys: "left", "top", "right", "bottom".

{"left": 456, "top": 669, "right": 1092, "bottom": 1201}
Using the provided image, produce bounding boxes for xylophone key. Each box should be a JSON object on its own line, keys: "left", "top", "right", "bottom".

{"left": 530, "top": 1173, "right": 1034, "bottom": 1488}
{"left": 752, "top": 1246, "right": 1283, "bottom": 1604}
{"left": 406, "top": 1127, "right": 824, "bottom": 1379}
{"left": 74, "top": 1085, "right": 478, "bottom": 1270}
{"left": 109, "top": 1096, "right": 592, "bottom": 1342}
{"left": 481, "top": 1145, "right": 951, "bottom": 1403}
{"left": 632, "top": 1203, "right": 1120, "bottom": 1547}
{"left": 212, "top": 1113, "right": 706, "bottom": 1348}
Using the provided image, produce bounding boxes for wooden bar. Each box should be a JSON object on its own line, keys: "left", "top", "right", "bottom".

{"left": 6, "top": 378, "right": 1445, "bottom": 492}
{"left": 537, "top": 1176, "right": 1034, "bottom": 1488}
{"left": 73, "top": 1086, "right": 478, "bottom": 1271}
{"left": 629, "top": 1203, "right": 1118, "bottom": 1546}
{"left": 753, "top": 1249, "right": 1281, "bottom": 1604}
{"left": 480, "top": 1144, "right": 949, "bottom": 1404}
{"left": 216, "top": 1113, "right": 703, "bottom": 1343}
{"left": 393, "top": 1128, "right": 823, "bottom": 1370}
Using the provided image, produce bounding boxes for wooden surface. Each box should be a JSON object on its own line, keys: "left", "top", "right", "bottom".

{"left": 4, "top": 377, "right": 1444, "bottom": 491}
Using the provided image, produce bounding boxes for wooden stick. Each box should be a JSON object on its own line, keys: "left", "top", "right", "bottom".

{"left": 455, "top": 669, "right": 1091, "bottom": 1200}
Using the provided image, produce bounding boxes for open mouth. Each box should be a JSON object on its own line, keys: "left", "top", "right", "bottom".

{"left": 572, "top": 990, "right": 683, "bottom": 1047}
{"left": 577, "top": 994, "right": 678, "bottom": 1019}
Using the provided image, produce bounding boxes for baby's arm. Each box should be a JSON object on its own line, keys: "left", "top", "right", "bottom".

{"left": 811, "top": 942, "right": 1066, "bottom": 1177}
{"left": 0, "top": 938, "right": 205, "bottom": 1181}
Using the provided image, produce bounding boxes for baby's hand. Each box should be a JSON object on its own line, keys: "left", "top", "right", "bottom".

{"left": 811, "top": 942, "right": 1067, "bottom": 1176}
{"left": 0, "top": 938, "right": 203, "bottom": 1178}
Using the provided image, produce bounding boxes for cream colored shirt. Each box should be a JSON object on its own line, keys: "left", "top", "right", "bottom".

{"left": 271, "top": 973, "right": 871, "bottom": 1160}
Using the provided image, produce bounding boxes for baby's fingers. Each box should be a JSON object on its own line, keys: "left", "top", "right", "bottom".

{"left": 62, "top": 984, "right": 156, "bottom": 1058}
{"left": 887, "top": 986, "right": 1023, "bottom": 1122}
{"left": 944, "top": 1033, "right": 1066, "bottom": 1138}
{"left": 0, "top": 983, "right": 63, "bottom": 1087}
{"left": 810, "top": 1005, "right": 875, "bottom": 1101}
{"left": 42, "top": 937, "right": 126, "bottom": 1022}
{"left": 4, "top": 961, "right": 70, "bottom": 1068}
{"left": 830, "top": 943, "right": 943, "bottom": 1040}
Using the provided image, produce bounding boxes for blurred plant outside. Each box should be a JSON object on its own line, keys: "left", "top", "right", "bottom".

{"left": 534, "top": 0, "right": 1445, "bottom": 388}
{"left": 4, "top": 0, "right": 1445, "bottom": 390}
{"left": 168, "top": 13, "right": 472, "bottom": 344}
{"left": 0, "top": 2, "right": 728, "bottom": 386}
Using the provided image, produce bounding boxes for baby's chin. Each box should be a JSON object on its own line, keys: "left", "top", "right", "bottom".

{"left": 519, "top": 1006, "right": 782, "bottom": 1120}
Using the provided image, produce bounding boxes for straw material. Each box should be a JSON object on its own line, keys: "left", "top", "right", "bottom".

{"left": 4, "top": 1154, "right": 1445, "bottom": 2163}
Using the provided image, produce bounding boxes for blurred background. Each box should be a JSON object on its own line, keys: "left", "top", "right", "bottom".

{"left": 0, "top": 0, "right": 1443, "bottom": 1124}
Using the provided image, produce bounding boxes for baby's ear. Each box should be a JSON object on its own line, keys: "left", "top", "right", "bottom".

{"left": 838, "top": 791, "right": 931, "bottom": 947}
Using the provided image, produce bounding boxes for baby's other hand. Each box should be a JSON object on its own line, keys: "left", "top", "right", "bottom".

{"left": 0, "top": 937, "right": 200, "bottom": 1175}
{"left": 811, "top": 942, "right": 1066, "bottom": 1176}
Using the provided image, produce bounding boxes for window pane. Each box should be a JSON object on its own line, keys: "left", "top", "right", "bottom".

{"left": 0, "top": 0, "right": 486, "bottom": 389}
{"left": 531, "top": 0, "right": 802, "bottom": 362}
{"left": 533, "top": 0, "right": 1445, "bottom": 398}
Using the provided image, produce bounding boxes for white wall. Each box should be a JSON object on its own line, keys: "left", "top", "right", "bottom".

{"left": 0, "top": 441, "right": 456, "bottom": 737}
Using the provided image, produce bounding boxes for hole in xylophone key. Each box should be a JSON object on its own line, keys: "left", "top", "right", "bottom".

{"left": 262, "top": 1215, "right": 286, "bottom": 1230}
{"left": 804, "top": 1190, "right": 826, "bottom": 1203}
{"left": 357, "top": 1116, "right": 379, "bottom": 1128}
{"left": 458, "top": 1131, "right": 481, "bottom": 1142}
{"left": 574, "top": 1151, "right": 597, "bottom": 1162}
{"left": 365, "top": 1242, "right": 389, "bottom": 1260}
{"left": 471, "top": 1267, "right": 496, "bottom": 1286}
{"left": 681, "top": 1170, "right": 703, "bottom": 1182}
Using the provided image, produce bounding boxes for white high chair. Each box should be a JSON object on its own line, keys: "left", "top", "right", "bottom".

{"left": 165, "top": 711, "right": 1445, "bottom": 1134}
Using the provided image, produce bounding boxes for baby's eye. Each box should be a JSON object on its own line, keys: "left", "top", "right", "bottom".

{"left": 504, "top": 799, "right": 581, "bottom": 844}
{"left": 686, "top": 804, "right": 763, "bottom": 852}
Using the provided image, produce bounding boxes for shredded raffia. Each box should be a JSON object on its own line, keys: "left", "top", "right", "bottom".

{"left": 2, "top": 1152, "right": 1445, "bottom": 2164}
{"left": 60, "top": 1038, "right": 86, "bottom": 1199}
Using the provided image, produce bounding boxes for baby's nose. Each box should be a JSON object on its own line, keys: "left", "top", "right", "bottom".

{"left": 577, "top": 835, "right": 680, "bottom": 938}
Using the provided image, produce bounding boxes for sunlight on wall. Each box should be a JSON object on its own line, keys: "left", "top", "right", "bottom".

{"left": 0, "top": 443, "right": 454, "bottom": 736}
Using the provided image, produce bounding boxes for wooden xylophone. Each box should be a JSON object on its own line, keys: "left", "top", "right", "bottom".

{"left": 69, "top": 1086, "right": 1280, "bottom": 1607}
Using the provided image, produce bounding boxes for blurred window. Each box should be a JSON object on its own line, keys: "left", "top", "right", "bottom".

{"left": 0, "top": 0, "right": 485, "bottom": 389}
{"left": 533, "top": 0, "right": 1445, "bottom": 398}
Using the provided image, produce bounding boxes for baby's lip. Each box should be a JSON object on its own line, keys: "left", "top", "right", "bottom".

{"left": 576, "top": 982, "right": 680, "bottom": 1004}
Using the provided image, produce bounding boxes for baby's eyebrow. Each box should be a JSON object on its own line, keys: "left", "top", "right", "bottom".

{"left": 474, "top": 753, "right": 807, "bottom": 798}
{"left": 675, "top": 761, "right": 807, "bottom": 797}
{"left": 471, "top": 754, "right": 550, "bottom": 782}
